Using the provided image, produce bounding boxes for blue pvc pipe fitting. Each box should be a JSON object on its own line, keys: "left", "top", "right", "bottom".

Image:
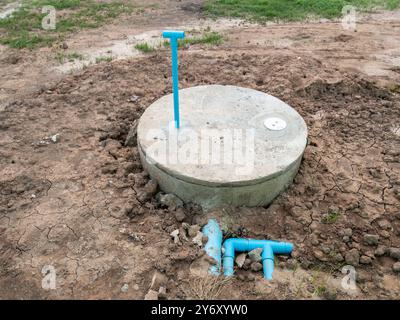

{"left": 222, "top": 238, "right": 293, "bottom": 280}
{"left": 202, "top": 219, "right": 223, "bottom": 275}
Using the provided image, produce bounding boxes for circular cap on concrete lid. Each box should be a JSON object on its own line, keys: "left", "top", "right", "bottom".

{"left": 264, "top": 117, "right": 287, "bottom": 131}
{"left": 137, "top": 85, "right": 308, "bottom": 186}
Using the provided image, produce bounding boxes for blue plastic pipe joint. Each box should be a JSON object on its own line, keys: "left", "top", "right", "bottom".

{"left": 223, "top": 238, "right": 293, "bottom": 280}
{"left": 162, "top": 30, "right": 185, "bottom": 129}
{"left": 202, "top": 219, "right": 223, "bottom": 275}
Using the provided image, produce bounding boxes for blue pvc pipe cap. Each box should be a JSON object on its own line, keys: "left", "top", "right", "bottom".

{"left": 162, "top": 30, "right": 185, "bottom": 39}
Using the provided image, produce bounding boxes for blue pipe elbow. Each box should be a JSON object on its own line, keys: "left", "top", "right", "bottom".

{"left": 202, "top": 219, "right": 222, "bottom": 275}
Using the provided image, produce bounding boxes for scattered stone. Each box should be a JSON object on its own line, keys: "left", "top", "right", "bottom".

{"left": 363, "top": 234, "right": 379, "bottom": 246}
{"left": 389, "top": 247, "right": 400, "bottom": 260}
{"left": 380, "top": 230, "right": 390, "bottom": 239}
{"left": 121, "top": 283, "right": 129, "bottom": 293}
{"left": 360, "top": 255, "right": 372, "bottom": 265}
{"left": 124, "top": 120, "right": 138, "bottom": 147}
{"left": 128, "top": 95, "right": 140, "bottom": 103}
{"left": 247, "top": 273, "right": 256, "bottom": 281}
{"left": 377, "top": 219, "right": 391, "bottom": 230}
{"left": 235, "top": 253, "right": 247, "bottom": 268}
{"left": 150, "top": 271, "right": 168, "bottom": 291}
{"left": 158, "top": 286, "right": 167, "bottom": 300}
{"left": 345, "top": 248, "right": 360, "bottom": 266}
{"left": 248, "top": 248, "right": 262, "bottom": 262}
{"left": 333, "top": 253, "right": 344, "bottom": 262}
{"left": 51, "top": 134, "right": 60, "bottom": 143}
{"left": 343, "top": 228, "right": 353, "bottom": 237}
{"left": 251, "top": 262, "right": 263, "bottom": 272}
{"left": 174, "top": 208, "right": 186, "bottom": 222}
{"left": 133, "top": 172, "right": 148, "bottom": 187}
{"left": 61, "top": 42, "right": 68, "bottom": 49}
{"left": 393, "top": 262, "right": 400, "bottom": 273}
{"left": 144, "top": 289, "right": 159, "bottom": 300}
{"left": 313, "top": 249, "right": 327, "bottom": 262}
{"left": 137, "top": 179, "right": 158, "bottom": 202}
{"left": 374, "top": 246, "right": 387, "bottom": 257}
{"left": 192, "top": 231, "right": 203, "bottom": 247}
{"left": 188, "top": 225, "right": 201, "bottom": 238}
{"left": 238, "top": 274, "right": 246, "bottom": 281}
{"left": 238, "top": 259, "right": 250, "bottom": 271}
{"left": 158, "top": 193, "right": 183, "bottom": 210}
{"left": 170, "top": 229, "right": 180, "bottom": 244}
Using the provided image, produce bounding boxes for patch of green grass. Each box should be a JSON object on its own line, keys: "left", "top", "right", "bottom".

{"left": 0, "top": 1, "right": 133, "bottom": 49}
{"left": 134, "top": 42, "right": 154, "bottom": 53}
{"left": 204, "top": 0, "right": 400, "bottom": 21}
{"left": 56, "top": 51, "right": 84, "bottom": 63}
{"left": 95, "top": 55, "right": 113, "bottom": 64}
{"left": 322, "top": 210, "right": 341, "bottom": 224}
{"left": 163, "top": 31, "right": 223, "bottom": 48}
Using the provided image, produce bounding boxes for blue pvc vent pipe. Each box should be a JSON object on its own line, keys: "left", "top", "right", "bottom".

{"left": 202, "top": 219, "right": 223, "bottom": 275}
{"left": 223, "top": 238, "right": 293, "bottom": 280}
{"left": 162, "top": 30, "right": 185, "bottom": 129}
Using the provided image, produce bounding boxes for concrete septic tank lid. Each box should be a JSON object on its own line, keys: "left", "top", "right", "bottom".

{"left": 137, "top": 85, "right": 308, "bottom": 209}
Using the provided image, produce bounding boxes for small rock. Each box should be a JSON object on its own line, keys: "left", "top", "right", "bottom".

{"left": 343, "top": 228, "right": 353, "bottom": 237}
{"left": 170, "top": 229, "right": 180, "bottom": 244}
{"left": 137, "top": 179, "right": 158, "bottom": 202}
{"left": 144, "top": 289, "right": 159, "bottom": 300}
{"left": 192, "top": 231, "right": 203, "bottom": 247}
{"left": 363, "top": 234, "right": 379, "bottom": 246}
{"left": 158, "top": 193, "right": 183, "bottom": 210}
{"left": 389, "top": 247, "right": 400, "bottom": 260}
{"left": 158, "top": 286, "right": 167, "bottom": 300}
{"left": 247, "top": 273, "right": 256, "bottom": 281}
{"left": 334, "top": 253, "right": 344, "bottom": 262}
{"left": 121, "top": 283, "right": 129, "bottom": 293}
{"left": 174, "top": 208, "right": 186, "bottom": 222}
{"left": 243, "top": 258, "right": 252, "bottom": 270}
{"left": 251, "top": 262, "right": 263, "bottom": 272}
{"left": 51, "top": 134, "right": 60, "bottom": 143}
{"left": 345, "top": 248, "right": 360, "bottom": 266}
{"left": 235, "top": 253, "right": 247, "bottom": 268}
{"left": 375, "top": 246, "right": 387, "bottom": 257}
{"left": 61, "top": 42, "right": 68, "bottom": 49}
{"left": 188, "top": 225, "right": 201, "bottom": 238}
{"left": 377, "top": 219, "right": 391, "bottom": 230}
{"left": 124, "top": 120, "right": 138, "bottom": 147}
{"left": 360, "top": 255, "right": 372, "bottom": 265}
{"left": 150, "top": 271, "right": 168, "bottom": 291}
{"left": 133, "top": 172, "right": 148, "bottom": 187}
{"left": 393, "top": 262, "right": 400, "bottom": 273}
{"left": 238, "top": 274, "right": 246, "bottom": 281}
{"left": 128, "top": 95, "right": 140, "bottom": 103}
{"left": 248, "top": 248, "right": 262, "bottom": 262}
{"left": 313, "top": 249, "right": 327, "bottom": 262}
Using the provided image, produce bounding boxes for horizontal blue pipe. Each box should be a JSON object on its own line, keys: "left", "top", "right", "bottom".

{"left": 162, "top": 30, "right": 185, "bottom": 39}
{"left": 202, "top": 219, "right": 223, "bottom": 275}
{"left": 223, "top": 238, "right": 293, "bottom": 280}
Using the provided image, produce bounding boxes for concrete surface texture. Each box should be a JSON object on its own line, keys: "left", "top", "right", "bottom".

{"left": 138, "top": 85, "right": 307, "bottom": 209}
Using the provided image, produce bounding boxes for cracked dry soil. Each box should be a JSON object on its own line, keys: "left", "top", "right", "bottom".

{"left": 0, "top": 47, "right": 400, "bottom": 299}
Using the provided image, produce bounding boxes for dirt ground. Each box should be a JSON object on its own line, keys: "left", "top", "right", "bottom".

{"left": 1, "top": 1, "right": 400, "bottom": 299}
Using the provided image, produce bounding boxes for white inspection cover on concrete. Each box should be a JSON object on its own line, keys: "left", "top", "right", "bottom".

{"left": 137, "top": 85, "right": 307, "bottom": 209}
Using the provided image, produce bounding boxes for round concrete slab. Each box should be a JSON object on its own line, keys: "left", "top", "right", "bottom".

{"left": 138, "top": 85, "right": 307, "bottom": 209}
